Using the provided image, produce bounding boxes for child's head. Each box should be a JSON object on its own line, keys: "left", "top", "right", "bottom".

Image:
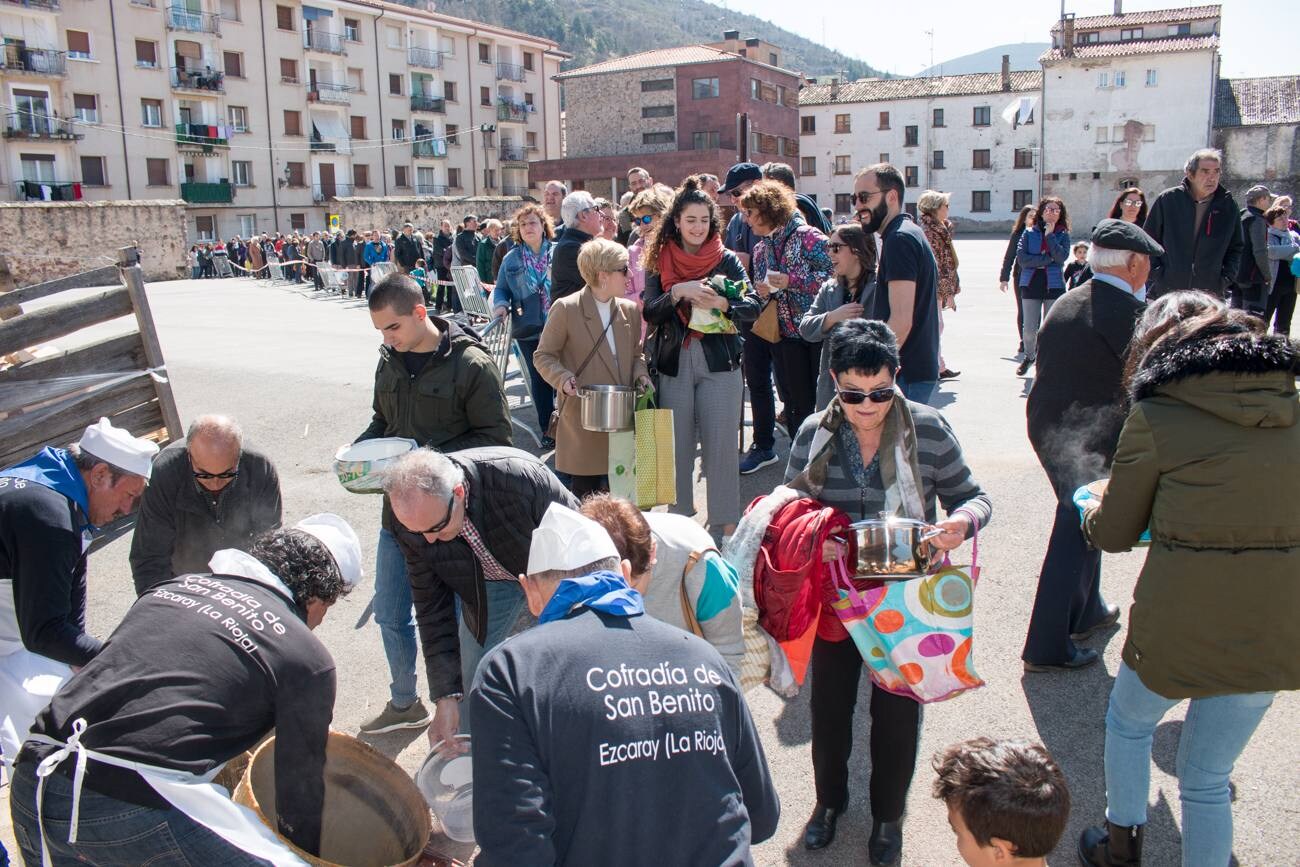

{"left": 415, "top": 258, "right": 426, "bottom": 269}
{"left": 1072, "top": 241, "right": 1089, "bottom": 261}
{"left": 932, "top": 738, "right": 1070, "bottom": 866}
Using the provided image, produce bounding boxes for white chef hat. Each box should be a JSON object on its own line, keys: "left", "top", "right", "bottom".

{"left": 295, "top": 513, "right": 364, "bottom": 592}
{"left": 77, "top": 417, "right": 160, "bottom": 480}
{"left": 527, "top": 503, "right": 620, "bottom": 577}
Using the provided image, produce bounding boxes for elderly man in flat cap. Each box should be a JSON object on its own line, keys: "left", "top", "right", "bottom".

{"left": 0, "top": 418, "right": 158, "bottom": 770}
{"left": 1023, "top": 219, "right": 1162, "bottom": 673}
{"left": 470, "top": 503, "right": 780, "bottom": 867}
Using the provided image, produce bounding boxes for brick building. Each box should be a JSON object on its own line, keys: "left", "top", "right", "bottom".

{"left": 529, "top": 34, "right": 801, "bottom": 200}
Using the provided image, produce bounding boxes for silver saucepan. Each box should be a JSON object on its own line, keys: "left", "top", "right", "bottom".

{"left": 833, "top": 512, "right": 944, "bottom": 579}
{"left": 578, "top": 385, "right": 636, "bottom": 432}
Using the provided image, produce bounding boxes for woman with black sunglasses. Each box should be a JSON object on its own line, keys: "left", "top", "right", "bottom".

{"left": 799, "top": 223, "right": 878, "bottom": 410}
{"left": 783, "top": 320, "right": 992, "bottom": 865}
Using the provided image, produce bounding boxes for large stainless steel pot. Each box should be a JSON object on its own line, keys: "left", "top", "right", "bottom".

{"left": 578, "top": 385, "right": 635, "bottom": 432}
{"left": 835, "top": 512, "right": 942, "bottom": 579}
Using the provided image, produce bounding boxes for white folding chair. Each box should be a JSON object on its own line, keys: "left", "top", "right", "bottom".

{"left": 452, "top": 266, "right": 495, "bottom": 321}
{"left": 478, "top": 314, "right": 541, "bottom": 447}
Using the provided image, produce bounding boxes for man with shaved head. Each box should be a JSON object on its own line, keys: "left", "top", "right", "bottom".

{"left": 129, "top": 414, "right": 282, "bottom": 595}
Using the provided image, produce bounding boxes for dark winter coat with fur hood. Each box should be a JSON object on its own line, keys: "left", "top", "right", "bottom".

{"left": 1084, "top": 329, "right": 1300, "bottom": 698}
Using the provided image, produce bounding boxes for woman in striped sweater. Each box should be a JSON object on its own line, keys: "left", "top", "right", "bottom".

{"left": 783, "top": 319, "right": 992, "bottom": 866}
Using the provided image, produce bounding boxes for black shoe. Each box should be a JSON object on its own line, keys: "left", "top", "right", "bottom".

{"left": 1071, "top": 605, "right": 1121, "bottom": 641}
{"left": 540, "top": 435, "right": 556, "bottom": 450}
{"left": 1016, "top": 357, "right": 1033, "bottom": 376}
{"left": 939, "top": 368, "right": 960, "bottom": 380}
{"left": 802, "top": 804, "right": 843, "bottom": 851}
{"left": 1078, "top": 820, "right": 1144, "bottom": 865}
{"left": 1024, "top": 647, "right": 1099, "bottom": 673}
{"left": 868, "top": 819, "right": 903, "bottom": 865}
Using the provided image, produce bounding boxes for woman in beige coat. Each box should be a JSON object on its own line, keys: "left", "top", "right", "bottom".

{"left": 534, "top": 238, "right": 651, "bottom": 497}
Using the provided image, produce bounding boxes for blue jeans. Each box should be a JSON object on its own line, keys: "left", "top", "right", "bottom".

{"left": 898, "top": 376, "right": 938, "bottom": 406}
{"left": 1104, "top": 663, "right": 1275, "bottom": 866}
{"left": 9, "top": 759, "right": 272, "bottom": 866}
{"left": 457, "top": 578, "right": 531, "bottom": 731}
{"left": 515, "top": 337, "right": 555, "bottom": 434}
{"left": 374, "top": 527, "right": 419, "bottom": 708}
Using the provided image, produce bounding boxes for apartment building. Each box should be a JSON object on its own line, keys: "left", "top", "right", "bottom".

{"left": 798, "top": 62, "right": 1043, "bottom": 227}
{"left": 0, "top": 0, "right": 564, "bottom": 239}
{"left": 530, "top": 32, "right": 800, "bottom": 199}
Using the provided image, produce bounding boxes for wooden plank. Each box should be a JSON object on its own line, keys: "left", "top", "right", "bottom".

{"left": 0, "top": 333, "right": 147, "bottom": 385}
{"left": 0, "top": 374, "right": 156, "bottom": 462}
{"left": 0, "top": 287, "right": 133, "bottom": 358}
{"left": 0, "top": 400, "right": 164, "bottom": 472}
{"left": 120, "top": 264, "right": 183, "bottom": 441}
{"left": 0, "top": 266, "right": 122, "bottom": 309}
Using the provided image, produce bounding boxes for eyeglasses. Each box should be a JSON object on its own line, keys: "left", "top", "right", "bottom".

{"left": 827, "top": 242, "right": 846, "bottom": 253}
{"left": 850, "top": 190, "right": 883, "bottom": 206}
{"left": 610, "top": 266, "right": 629, "bottom": 276}
{"left": 836, "top": 385, "right": 896, "bottom": 405}
{"left": 415, "top": 491, "right": 457, "bottom": 535}
{"left": 192, "top": 468, "right": 239, "bottom": 481}
{"left": 633, "top": 214, "right": 654, "bottom": 225}
{"left": 1121, "top": 199, "right": 1142, "bottom": 208}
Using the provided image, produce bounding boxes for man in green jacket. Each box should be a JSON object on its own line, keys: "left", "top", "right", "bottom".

{"left": 476, "top": 219, "right": 502, "bottom": 284}
{"left": 356, "top": 273, "right": 512, "bottom": 735}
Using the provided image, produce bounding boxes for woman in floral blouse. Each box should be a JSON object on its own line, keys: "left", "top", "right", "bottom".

{"left": 918, "top": 190, "right": 961, "bottom": 380}
{"left": 741, "top": 179, "right": 833, "bottom": 438}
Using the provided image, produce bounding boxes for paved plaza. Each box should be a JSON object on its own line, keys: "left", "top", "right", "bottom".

{"left": 2, "top": 237, "right": 1295, "bottom": 865}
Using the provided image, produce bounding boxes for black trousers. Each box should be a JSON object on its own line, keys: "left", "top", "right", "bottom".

{"left": 1229, "top": 281, "right": 1268, "bottom": 317}
{"left": 569, "top": 474, "right": 608, "bottom": 499}
{"left": 1264, "top": 277, "right": 1296, "bottom": 335}
{"left": 810, "top": 636, "right": 922, "bottom": 821}
{"left": 1014, "top": 279, "right": 1025, "bottom": 351}
{"left": 1022, "top": 492, "right": 1109, "bottom": 664}
{"left": 771, "top": 337, "right": 820, "bottom": 439}
{"left": 742, "top": 331, "right": 777, "bottom": 450}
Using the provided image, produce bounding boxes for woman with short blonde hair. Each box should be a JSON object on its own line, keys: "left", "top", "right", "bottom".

{"left": 626, "top": 185, "right": 676, "bottom": 309}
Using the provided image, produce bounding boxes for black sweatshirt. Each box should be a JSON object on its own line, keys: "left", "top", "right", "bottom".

{"left": 25, "top": 568, "right": 334, "bottom": 856}
{"left": 471, "top": 608, "right": 780, "bottom": 866}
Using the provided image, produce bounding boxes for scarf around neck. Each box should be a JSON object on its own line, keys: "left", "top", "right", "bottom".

{"left": 658, "top": 236, "right": 725, "bottom": 289}
{"left": 538, "top": 570, "right": 645, "bottom": 625}
{"left": 520, "top": 240, "right": 553, "bottom": 309}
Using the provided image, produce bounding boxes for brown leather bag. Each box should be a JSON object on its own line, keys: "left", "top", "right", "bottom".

{"left": 678, "top": 548, "right": 719, "bottom": 638}
{"left": 751, "top": 299, "right": 781, "bottom": 344}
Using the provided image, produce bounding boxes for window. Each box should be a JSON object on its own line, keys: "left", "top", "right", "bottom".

{"left": 474, "top": 42, "right": 489, "bottom": 63}
{"left": 223, "top": 51, "right": 243, "bottom": 78}
{"left": 283, "top": 110, "right": 301, "bottom": 136}
{"left": 1114, "top": 70, "right": 1126, "bottom": 88}
{"left": 879, "top": 152, "right": 890, "bottom": 164}
{"left": 479, "top": 86, "right": 491, "bottom": 106}
{"left": 878, "top": 111, "right": 889, "bottom": 129}
{"left": 1146, "top": 68, "right": 1158, "bottom": 87}
{"left": 692, "top": 131, "right": 720, "bottom": 150}
{"left": 524, "top": 92, "right": 534, "bottom": 107}
{"left": 289, "top": 213, "right": 306, "bottom": 231}
{"left": 642, "top": 105, "right": 674, "bottom": 119}
{"left": 971, "top": 191, "right": 990, "bottom": 212}
{"left": 20, "top": 153, "right": 55, "bottom": 184}
{"left": 443, "top": 81, "right": 457, "bottom": 102}
{"left": 389, "top": 74, "right": 402, "bottom": 95}
{"left": 750, "top": 78, "right": 760, "bottom": 99}
{"left": 1096, "top": 125, "right": 1109, "bottom": 143}
{"left": 641, "top": 78, "right": 673, "bottom": 92}
{"left": 834, "top": 193, "right": 852, "bottom": 214}
{"left": 1097, "top": 72, "right": 1110, "bottom": 88}
{"left": 525, "top": 131, "right": 537, "bottom": 149}
{"left": 445, "top": 123, "right": 459, "bottom": 145}
{"left": 238, "top": 214, "right": 256, "bottom": 237}
{"left": 73, "top": 94, "right": 98, "bottom": 123}
{"left": 904, "top": 166, "right": 918, "bottom": 187}
{"left": 448, "top": 167, "right": 461, "bottom": 189}
{"left": 769, "top": 52, "right": 778, "bottom": 66}
{"left": 146, "top": 158, "right": 169, "bottom": 186}
{"left": 231, "top": 160, "right": 252, "bottom": 186}
{"left": 1012, "top": 189, "right": 1034, "bottom": 211}
{"left": 349, "top": 115, "right": 365, "bottom": 140}
{"left": 347, "top": 67, "right": 364, "bottom": 92}
{"left": 642, "top": 131, "right": 675, "bottom": 145}
{"left": 972, "top": 149, "right": 991, "bottom": 169}
{"left": 134, "top": 40, "right": 157, "bottom": 67}
{"left": 352, "top": 164, "right": 369, "bottom": 188}
{"left": 220, "top": 0, "right": 239, "bottom": 21}
{"left": 1120, "top": 27, "right": 1143, "bottom": 40}
{"left": 904, "top": 125, "right": 918, "bottom": 147}
{"left": 800, "top": 115, "right": 815, "bottom": 135}
{"left": 280, "top": 58, "right": 297, "bottom": 83}
{"left": 692, "top": 78, "right": 719, "bottom": 99}
{"left": 195, "top": 216, "right": 215, "bottom": 240}
{"left": 1076, "top": 31, "right": 1100, "bottom": 44}
{"left": 285, "top": 162, "right": 305, "bottom": 187}
{"left": 523, "top": 52, "right": 534, "bottom": 71}
{"left": 391, "top": 119, "right": 405, "bottom": 140}
{"left": 140, "top": 99, "right": 162, "bottom": 127}
{"left": 777, "top": 85, "right": 787, "bottom": 106}
{"left": 228, "top": 105, "right": 248, "bottom": 132}
{"left": 483, "top": 168, "right": 495, "bottom": 189}
{"left": 344, "top": 18, "right": 359, "bottom": 41}
{"left": 66, "top": 30, "right": 90, "bottom": 59}
{"left": 931, "top": 150, "right": 944, "bottom": 169}
{"left": 973, "top": 106, "right": 991, "bottom": 126}
{"left": 834, "top": 113, "right": 850, "bottom": 134}
{"left": 275, "top": 4, "right": 293, "bottom": 30}
{"left": 385, "top": 25, "right": 401, "bottom": 48}
{"left": 1143, "top": 124, "right": 1155, "bottom": 142}
{"left": 833, "top": 155, "right": 851, "bottom": 175}
{"left": 394, "top": 165, "right": 409, "bottom": 187}
{"left": 1170, "top": 23, "right": 1190, "bottom": 36}
{"left": 1014, "top": 148, "right": 1033, "bottom": 169}
{"left": 932, "top": 108, "right": 944, "bottom": 127}
{"left": 800, "top": 156, "right": 816, "bottom": 176}
{"left": 80, "top": 155, "right": 106, "bottom": 186}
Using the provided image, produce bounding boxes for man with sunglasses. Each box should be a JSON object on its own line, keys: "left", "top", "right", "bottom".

{"left": 130, "top": 415, "right": 281, "bottom": 596}
{"left": 552, "top": 191, "right": 605, "bottom": 303}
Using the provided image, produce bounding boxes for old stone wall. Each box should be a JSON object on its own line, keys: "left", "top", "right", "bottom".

{"left": 1215, "top": 124, "right": 1300, "bottom": 203}
{"left": 0, "top": 200, "right": 188, "bottom": 285}
{"left": 332, "top": 196, "right": 532, "bottom": 231}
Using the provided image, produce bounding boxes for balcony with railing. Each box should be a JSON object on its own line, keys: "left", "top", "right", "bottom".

{"left": 1, "top": 0, "right": 60, "bottom": 11}
{"left": 0, "top": 46, "right": 66, "bottom": 76}
{"left": 309, "top": 132, "right": 337, "bottom": 153}
{"left": 498, "top": 144, "right": 527, "bottom": 166}
{"left": 312, "top": 182, "right": 353, "bottom": 203}
{"left": 412, "top": 138, "right": 447, "bottom": 159}
{"left": 166, "top": 5, "right": 221, "bottom": 34}
{"left": 180, "top": 180, "right": 233, "bottom": 203}
{"left": 175, "top": 122, "right": 228, "bottom": 148}
{"left": 410, "top": 94, "right": 445, "bottom": 114}
{"left": 303, "top": 27, "right": 346, "bottom": 55}
{"left": 416, "top": 183, "right": 449, "bottom": 196}
{"left": 408, "top": 47, "right": 443, "bottom": 69}
{"left": 4, "top": 111, "right": 81, "bottom": 140}
{"left": 306, "top": 81, "right": 354, "bottom": 106}
{"left": 496, "top": 61, "right": 525, "bottom": 82}
{"left": 497, "top": 100, "right": 529, "bottom": 123}
{"left": 170, "top": 66, "right": 224, "bottom": 93}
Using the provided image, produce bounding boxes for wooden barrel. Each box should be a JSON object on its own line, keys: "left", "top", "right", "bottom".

{"left": 233, "top": 731, "right": 431, "bottom": 867}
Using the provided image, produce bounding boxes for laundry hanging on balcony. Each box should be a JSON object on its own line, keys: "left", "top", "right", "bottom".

{"left": 20, "top": 181, "right": 83, "bottom": 201}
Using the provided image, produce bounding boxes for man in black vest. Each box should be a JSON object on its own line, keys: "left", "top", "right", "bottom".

{"left": 1231, "top": 184, "right": 1274, "bottom": 316}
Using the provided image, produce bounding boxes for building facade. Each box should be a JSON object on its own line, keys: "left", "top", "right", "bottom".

{"left": 1212, "top": 75, "right": 1300, "bottom": 204}
{"left": 798, "top": 63, "right": 1043, "bottom": 229}
{"left": 529, "top": 37, "right": 801, "bottom": 200}
{"left": 0, "top": 0, "right": 564, "bottom": 240}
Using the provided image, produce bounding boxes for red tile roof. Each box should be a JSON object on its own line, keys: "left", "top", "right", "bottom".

{"left": 1215, "top": 76, "right": 1300, "bottom": 127}
{"left": 1040, "top": 35, "right": 1218, "bottom": 62}
{"left": 799, "top": 70, "right": 1042, "bottom": 106}
{"left": 1049, "top": 4, "right": 1220, "bottom": 31}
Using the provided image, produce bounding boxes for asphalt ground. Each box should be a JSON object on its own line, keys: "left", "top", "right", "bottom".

{"left": 2, "top": 238, "right": 1295, "bottom": 865}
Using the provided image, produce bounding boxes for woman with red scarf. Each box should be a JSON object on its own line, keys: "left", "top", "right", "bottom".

{"left": 642, "top": 177, "right": 758, "bottom": 538}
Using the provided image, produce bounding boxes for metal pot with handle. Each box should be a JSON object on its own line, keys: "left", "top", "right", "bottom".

{"left": 834, "top": 512, "right": 944, "bottom": 579}
{"left": 578, "top": 385, "right": 635, "bottom": 432}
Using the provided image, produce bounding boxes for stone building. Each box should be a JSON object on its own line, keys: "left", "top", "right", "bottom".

{"left": 529, "top": 33, "right": 801, "bottom": 200}
{"left": 797, "top": 61, "right": 1043, "bottom": 230}
{"left": 1213, "top": 75, "right": 1300, "bottom": 204}
{"left": 0, "top": 0, "right": 565, "bottom": 239}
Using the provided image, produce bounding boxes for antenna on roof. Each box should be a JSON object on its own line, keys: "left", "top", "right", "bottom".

{"left": 924, "top": 29, "right": 934, "bottom": 77}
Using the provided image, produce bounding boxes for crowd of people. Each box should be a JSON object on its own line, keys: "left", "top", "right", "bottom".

{"left": 1, "top": 148, "right": 1295, "bottom": 867}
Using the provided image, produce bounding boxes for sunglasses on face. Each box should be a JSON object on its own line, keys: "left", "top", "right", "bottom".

{"left": 192, "top": 468, "right": 238, "bottom": 481}
{"left": 633, "top": 214, "right": 654, "bottom": 225}
{"left": 828, "top": 242, "right": 846, "bottom": 253}
{"left": 609, "top": 266, "right": 629, "bottom": 276}
{"left": 836, "top": 385, "right": 895, "bottom": 405}
{"left": 417, "top": 491, "right": 457, "bottom": 535}
{"left": 850, "top": 190, "right": 882, "bottom": 206}
{"left": 1122, "top": 199, "right": 1142, "bottom": 208}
